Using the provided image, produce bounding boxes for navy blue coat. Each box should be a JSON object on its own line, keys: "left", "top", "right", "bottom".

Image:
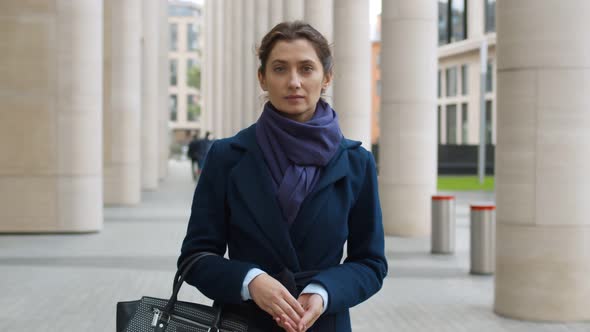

{"left": 179, "top": 125, "right": 387, "bottom": 332}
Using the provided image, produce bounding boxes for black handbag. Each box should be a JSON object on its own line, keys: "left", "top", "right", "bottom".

{"left": 116, "top": 252, "right": 252, "bottom": 332}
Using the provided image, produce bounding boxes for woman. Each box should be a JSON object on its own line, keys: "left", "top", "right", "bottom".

{"left": 178, "top": 21, "right": 387, "bottom": 332}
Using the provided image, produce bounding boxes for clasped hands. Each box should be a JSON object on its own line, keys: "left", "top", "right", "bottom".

{"left": 249, "top": 273, "right": 324, "bottom": 332}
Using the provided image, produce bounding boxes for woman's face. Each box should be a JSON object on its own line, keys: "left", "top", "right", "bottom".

{"left": 258, "top": 39, "right": 332, "bottom": 123}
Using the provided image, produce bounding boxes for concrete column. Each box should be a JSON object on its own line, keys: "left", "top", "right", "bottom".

{"left": 284, "top": 0, "right": 304, "bottom": 21}
{"left": 141, "top": 0, "right": 160, "bottom": 190}
{"left": 269, "top": 0, "right": 283, "bottom": 28}
{"left": 201, "top": 0, "right": 210, "bottom": 133}
{"left": 158, "top": 0, "right": 169, "bottom": 179}
{"left": 242, "top": 0, "right": 256, "bottom": 127}
{"left": 204, "top": 0, "right": 214, "bottom": 134}
{"left": 104, "top": 0, "right": 142, "bottom": 205}
{"left": 254, "top": 0, "right": 270, "bottom": 119}
{"left": 379, "top": 1, "right": 437, "bottom": 236}
{"left": 231, "top": 0, "right": 243, "bottom": 135}
{"left": 213, "top": 0, "right": 224, "bottom": 138}
{"left": 305, "top": 0, "right": 333, "bottom": 104}
{"left": 222, "top": 0, "right": 233, "bottom": 137}
{"left": 333, "top": 0, "right": 371, "bottom": 149}
{"left": 0, "top": 1, "right": 103, "bottom": 232}
{"left": 494, "top": 0, "right": 590, "bottom": 321}
{"left": 304, "top": 0, "right": 333, "bottom": 43}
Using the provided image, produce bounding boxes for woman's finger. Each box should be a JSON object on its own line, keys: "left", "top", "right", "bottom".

{"left": 298, "top": 304, "right": 320, "bottom": 331}
{"left": 284, "top": 291, "right": 306, "bottom": 316}
{"left": 278, "top": 298, "right": 302, "bottom": 325}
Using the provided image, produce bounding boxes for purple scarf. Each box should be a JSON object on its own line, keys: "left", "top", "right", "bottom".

{"left": 255, "top": 100, "right": 342, "bottom": 224}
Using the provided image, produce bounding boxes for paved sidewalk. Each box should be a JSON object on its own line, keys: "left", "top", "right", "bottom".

{"left": 0, "top": 160, "right": 588, "bottom": 331}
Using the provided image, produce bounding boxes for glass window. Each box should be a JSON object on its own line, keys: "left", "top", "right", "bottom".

{"left": 485, "top": 0, "right": 496, "bottom": 33}
{"left": 461, "top": 103, "right": 468, "bottom": 144}
{"left": 187, "top": 95, "right": 200, "bottom": 122}
{"left": 169, "top": 5, "right": 196, "bottom": 17}
{"left": 446, "top": 67, "right": 457, "bottom": 97}
{"left": 486, "top": 61, "right": 493, "bottom": 92}
{"left": 438, "top": 0, "right": 449, "bottom": 45}
{"left": 439, "top": 0, "right": 467, "bottom": 45}
{"left": 446, "top": 104, "right": 457, "bottom": 144}
{"left": 170, "top": 59, "right": 178, "bottom": 86}
{"left": 461, "top": 64, "right": 468, "bottom": 95}
{"left": 437, "top": 106, "right": 442, "bottom": 144}
{"left": 169, "top": 95, "right": 177, "bottom": 121}
{"left": 485, "top": 100, "right": 493, "bottom": 144}
{"left": 451, "top": 0, "right": 467, "bottom": 42}
{"left": 187, "top": 59, "right": 200, "bottom": 89}
{"left": 187, "top": 23, "right": 198, "bottom": 51}
{"left": 170, "top": 23, "right": 178, "bottom": 51}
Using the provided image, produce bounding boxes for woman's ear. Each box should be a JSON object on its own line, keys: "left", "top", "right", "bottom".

{"left": 258, "top": 70, "right": 267, "bottom": 91}
{"left": 323, "top": 72, "right": 333, "bottom": 90}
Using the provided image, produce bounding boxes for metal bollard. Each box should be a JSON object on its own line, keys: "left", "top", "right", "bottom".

{"left": 431, "top": 195, "right": 455, "bottom": 254}
{"left": 470, "top": 204, "right": 496, "bottom": 275}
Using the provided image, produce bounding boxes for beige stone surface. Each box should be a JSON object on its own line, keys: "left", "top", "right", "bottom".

{"left": 268, "top": 0, "right": 283, "bottom": 27}
{"left": 379, "top": 183, "right": 434, "bottom": 236}
{"left": 495, "top": 1, "right": 590, "bottom": 320}
{"left": 0, "top": 1, "right": 102, "bottom": 232}
{"left": 495, "top": 70, "right": 536, "bottom": 226}
{"left": 141, "top": 0, "right": 160, "bottom": 190}
{"left": 158, "top": 0, "right": 170, "bottom": 179}
{"left": 304, "top": 0, "right": 333, "bottom": 43}
{"left": 497, "top": 0, "right": 590, "bottom": 70}
{"left": 494, "top": 223, "right": 590, "bottom": 321}
{"left": 103, "top": 0, "right": 142, "bottom": 205}
{"left": 379, "top": 0, "right": 437, "bottom": 237}
{"left": 333, "top": 0, "right": 371, "bottom": 149}
{"left": 380, "top": 20, "right": 437, "bottom": 103}
{"left": 283, "top": 0, "right": 304, "bottom": 21}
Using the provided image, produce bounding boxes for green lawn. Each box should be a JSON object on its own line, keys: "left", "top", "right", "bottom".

{"left": 437, "top": 175, "right": 495, "bottom": 191}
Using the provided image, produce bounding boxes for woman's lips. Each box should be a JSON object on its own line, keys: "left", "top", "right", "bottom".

{"left": 285, "top": 95, "right": 304, "bottom": 104}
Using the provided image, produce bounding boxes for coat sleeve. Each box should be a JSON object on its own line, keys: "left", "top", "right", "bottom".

{"left": 310, "top": 150, "right": 388, "bottom": 314}
{"left": 178, "top": 142, "right": 259, "bottom": 304}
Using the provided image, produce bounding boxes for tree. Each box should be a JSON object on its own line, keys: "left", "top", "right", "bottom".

{"left": 187, "top": 65, "right": 201, "bottom": 89}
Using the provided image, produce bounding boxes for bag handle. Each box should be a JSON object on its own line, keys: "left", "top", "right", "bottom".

{"left": 164, "top": 252, "right": 218, "bottom": 315}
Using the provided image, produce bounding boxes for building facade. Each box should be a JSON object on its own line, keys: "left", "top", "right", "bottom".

{"left": 168, "top": 1, "right": 203, "bottom": 144}
{"left": 372, "top": 0, "right": 497, "bottom": 146}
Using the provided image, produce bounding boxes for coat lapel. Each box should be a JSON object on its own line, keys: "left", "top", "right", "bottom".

{"left": 290, "top": 140, "right": 358, "bottom": 250}
{"left": 229, "top": 128, "right": 301, "bottom": 272}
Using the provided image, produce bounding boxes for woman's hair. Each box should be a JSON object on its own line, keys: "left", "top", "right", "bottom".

{"left": 257, "top": 21, "right": 333, "bottom": 77}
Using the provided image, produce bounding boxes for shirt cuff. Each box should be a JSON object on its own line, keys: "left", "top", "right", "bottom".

{"left": 241, "top": 268, "right": 266, "bottom": 301}
{"left": 300, "top": 283, "right": 329, "bottom": 314}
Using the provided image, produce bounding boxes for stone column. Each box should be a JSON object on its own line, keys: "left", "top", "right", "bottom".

{"left": 305, "top": 0, "right": 333, "bottom": 104}
{"left": 304, "top": 0, "right": 333, "bottom": 43}
{"left": 494, "top": 0, "right": 590, "bottom": 321}
{"left": 141, "top": 0, "right": 160, "bottom": 190}
{"left": 158, "top": 0, "right": 169, "bottom": 179}
{"left": 269, "top": 0, "right": 283, "bottom": 28}
{"left": 231, "top": 0, "right": 244, "bottom": 135}
{"left": 0, "top": 1, "right": 103, "bottom": 232}
{"left": 242, "top": 0, "right": 256, "bottom": 128}
{"left": 284, "top": 0, "right": 304, "bottom": 21}
{"left": 333, "top": 0, "right": 371, "bottom": 149}
{"left": 213, "top": 0, "right": 224, "bottom": 138}
{"left": 379, "top": 1, "right": 437, "bottom": 236}
{"left": 254, "top": 0, "right": 270, "bottom": 119}
{"left": 104, "top": 0, "right": 142, "bottom": 205}
{"left": 201, "top": 0, "right": 211, "bottom": 133}
{"left": 222, "top": 0, "right": 233, "bottom": 137}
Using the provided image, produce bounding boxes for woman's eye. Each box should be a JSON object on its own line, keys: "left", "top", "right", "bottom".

{"left": 302, "top": 66, "right": 313, "bottom": 72}
{"left": 273, "top": 67, "right": 285, "bottom": 73}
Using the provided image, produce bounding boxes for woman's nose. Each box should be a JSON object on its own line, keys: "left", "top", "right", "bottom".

{"left": 288, "top": 72, "right": 301, "bottom": 89}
